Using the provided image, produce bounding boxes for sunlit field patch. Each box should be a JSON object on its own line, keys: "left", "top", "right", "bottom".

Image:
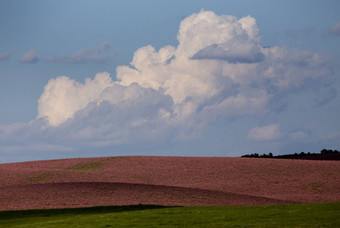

{"left": 66, "top": 162, "right": 100, "bottom": 171}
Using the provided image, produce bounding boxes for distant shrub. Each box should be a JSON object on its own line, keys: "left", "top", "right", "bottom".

{"left": 321, "top": 149, "right": 339, "bottom": 154}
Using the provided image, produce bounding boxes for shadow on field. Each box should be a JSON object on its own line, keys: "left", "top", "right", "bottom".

{"left": 0, "top": 205, "right": 176, "bottom": 219}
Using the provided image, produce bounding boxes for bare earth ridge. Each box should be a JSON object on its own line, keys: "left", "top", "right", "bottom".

{"left": 0, "top": 156, "right": 339, "bottom": 210}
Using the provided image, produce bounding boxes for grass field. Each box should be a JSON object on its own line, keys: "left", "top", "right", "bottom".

{"left": 0, "top": 202, "right": 339, "bottom": 227}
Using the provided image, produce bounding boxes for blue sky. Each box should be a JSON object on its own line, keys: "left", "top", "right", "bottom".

{"left": 1, "top": 0, "right": 340, "bottom": 163}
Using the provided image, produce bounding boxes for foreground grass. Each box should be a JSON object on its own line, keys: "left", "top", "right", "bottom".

{"left": 0, "top": 203, "right": 339, "bottom": 227}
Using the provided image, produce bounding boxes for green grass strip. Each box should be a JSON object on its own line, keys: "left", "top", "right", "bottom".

{"left": 0, "top": 203, "right": 339, "bottom": 227}
{"left": 66, "top": 163, "right": 100, "bottom": 171}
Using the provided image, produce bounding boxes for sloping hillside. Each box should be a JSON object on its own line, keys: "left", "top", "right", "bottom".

{"left": 0, "top": 156, "right": 339, "bottom": 210}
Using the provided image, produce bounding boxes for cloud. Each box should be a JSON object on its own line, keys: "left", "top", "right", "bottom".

{"left": 0, "top": 50, "right": 14, "bottom": 62}
{"left": 247, "top": 124, "right": 283, "bottom": 141}
{"left": 36, "top": 72, "right": 175, "bottom": 145}
{"left": 20, "top": 50, "right": 39, "bottom": 63}
{"left": 54, "top": 85, "right": 174, "bottom": 144}
{"left": 314, "top": 87, "right": 337, "bottom": 107}
{"left": 37, "top": 72, "right": 115, "bottom": 126}
{"left": 192, "top": 42, "right": 265, "bottom": 63}
{"left": 35, "top": 11, "right": 331, "bottom": 142}
{"left": 0, "top": 10, "right": 334, "bottom": 159}
{"left": 49, "top": 42, "right": 114, "bottom": 64}
{"left": 189, "top": 14, "right": 264, "bottom": 63}
{"left": 327, "top": 22, "right": 340, "bottom": 36}
{"left": 322, "top": 131, "right": 340, "bottom": 140}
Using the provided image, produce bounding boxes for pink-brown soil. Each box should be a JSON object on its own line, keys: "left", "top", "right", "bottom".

{"left": 0, "top": 156, "right": 339, "bottom": 210}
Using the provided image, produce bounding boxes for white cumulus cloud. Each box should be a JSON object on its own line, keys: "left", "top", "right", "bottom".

{"left": 37, "top": 72, "right": 114, "bottom": 126}
{"left": 37, "top": 10, "right": 331, "bottom": 140}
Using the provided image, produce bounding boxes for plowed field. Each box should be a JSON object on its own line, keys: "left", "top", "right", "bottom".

{"left": 0, "top": 156, "right": 339, "bottom": 210}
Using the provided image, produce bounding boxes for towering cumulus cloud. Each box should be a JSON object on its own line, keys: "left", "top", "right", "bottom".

{"left": 6, "top": 10, "right": 331, "bottom": 152}
{"left": 38, "top": 73, "right": 114, "bottom": 126}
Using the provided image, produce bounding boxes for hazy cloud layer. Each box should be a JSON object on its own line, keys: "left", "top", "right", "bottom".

{"left": 0, "top": 10, "right": 334, "bottom": 157}
{"left": 314, "top": 87, "right": 337, "bottom": 107}
{"left": 0, "top": 50, "right": 14, "bottom": 62}
{"left": 327, "top": 22, "right": 340, "bottom": 36}
{"left": 248, "top": 124, "right": 283, "bottom": 141}
{"left": 20, "top": 50, "right": 39, "bottom": 63}
{"left": 48, "top": 42, "right": 114, "bottom": 64}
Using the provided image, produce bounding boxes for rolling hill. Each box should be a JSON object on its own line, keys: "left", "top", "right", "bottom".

{"left": 0, "top": 156, "right": 339, "bottom": 210}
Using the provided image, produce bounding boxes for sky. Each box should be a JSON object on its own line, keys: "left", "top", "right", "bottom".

{"left": 1, "top": 0, "right": 340, "bottom": 163}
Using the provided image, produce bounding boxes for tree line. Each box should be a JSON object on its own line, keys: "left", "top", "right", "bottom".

{"left": 241, "top": 149, "right": 339, "bottom": 160}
